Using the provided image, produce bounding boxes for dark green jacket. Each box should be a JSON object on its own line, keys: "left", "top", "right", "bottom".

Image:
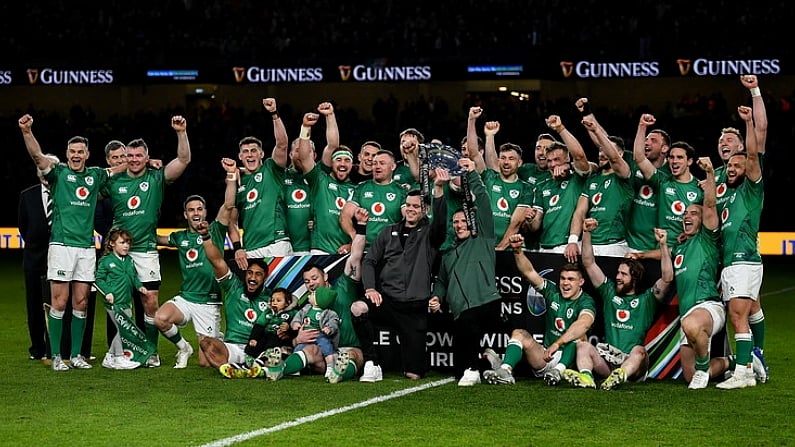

{"left": 432, "top": 170, "right": 501, "bottom": 320}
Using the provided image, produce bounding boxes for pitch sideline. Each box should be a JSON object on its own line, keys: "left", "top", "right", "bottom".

{"left": 197, "top": 376, "right": 456, "bottom": 447}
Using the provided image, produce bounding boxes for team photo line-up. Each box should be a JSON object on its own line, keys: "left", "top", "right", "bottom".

{"left": 18, "top": 74, "right": 768, "bottom": 391}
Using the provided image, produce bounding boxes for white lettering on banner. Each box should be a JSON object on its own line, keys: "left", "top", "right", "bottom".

{"left": 426, "top": 331, "right": 454, "bottom": 348}
{"left": 496, "top": 275, "right": 523, "bottom": 294}
{"left": 563, "top": 61, "right": 659, "bottom": 78}
{"left": 340, "top": 65, "right": 432, "bottom": 81}
{"left": 243, "top": 67, "right": 323, "bottom": 83}
{"left": 689, "top": 58, "right": 781, "bottom": 76}
{"left": 0, "top": 70, "right": 11, "bottom": 84}
{"left": 480, "top": 332, "right": 510, "bottom": 348}
{"left": 500, "top": 301, "right": 523, "bottom": 315}
{"left": 27, "top": 68, "right": 114, "bottom": 85}
{"left": 429, "top": 352, "right": 452, "bottom": 367}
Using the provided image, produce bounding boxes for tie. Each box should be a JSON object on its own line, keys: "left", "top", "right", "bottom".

{"left": 44, "top": 189, "right": 53, "bottom": 229}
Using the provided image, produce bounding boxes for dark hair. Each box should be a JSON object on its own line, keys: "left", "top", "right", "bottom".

{"left": 400, "top": 128, "right": 425, "bottom": 143}
{"left": 67, "top": 136, "right": 89, "bottom": 149}
{"left": 669, "top": 141, "right": 695, "bottom": 160}
{"left": 374, "top": 149, "right": 396, "bottom": 161}
{"left": 248, "top": 258, "right": 268, "bottom": 272}
{"left": 183, "top": 195, "right": 206, "bottom": 210}
{"left": 271, "top": 287, "right": 293, "bottom": 305}
{"left": 104, "top": 140, "right": 125, "bottom": 155}
{"left": 619, "top": 258, "right": 646, "bottom": 290}
{"left": 499, "top": 142, "right": 523, "bottom": 157}
{"left": 126, "top": 138, "right": 148, "bottom": 153}
{"left": 301, "top": 263, "right": 325, "bottom": 276}
{"left": 103, "top": 227, "right": 133, "bottom": 256}
{"left": 360, "top": 141, "right": 382, "bottom": 151}
{"left": 560, "top": 262, "right": 583, "bottom": 276}
{"left": 238, "top": 136, "right": 263, "bottom": 149}
{"left": 649, "top": 129, "right": 671, "bottom": 147}
{"left": 407, "top": 189, "right": 423, "bottom": 198}
{"left": 607, "top": 136, "right": 625, "bottom": 152}
{"left": 460, "top": 135, "right": 484, "bottom": 151}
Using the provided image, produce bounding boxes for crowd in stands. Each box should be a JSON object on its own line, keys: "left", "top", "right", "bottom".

{"left": 1, "top": 1, "right": 784, "bottom": 67}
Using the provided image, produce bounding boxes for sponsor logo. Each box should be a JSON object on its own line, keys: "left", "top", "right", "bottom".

{"left": 186, "top": 248, "right": 199, "bottom": 262}
{"left": 592, "top": 192, "right": 603, "bottom": 206}
{"left": 291, "top": 189, "right": 307, "bottom": 203}
{"left": 127, "top": 196, "right": 141, "bottom": 210}
{"left": 716, "top": 183, "right": 727, "bottom": 198}
{"left": 554, "top": 317, "right": 566, "bottom": 331}
{"left": 370, "top": 202, "right": 385, "bottom": 216}
{"left": 678, "top": 58, "right": 780, "bottom": 76}
{"left": 335, "top": 197, "right": 346, "bottom": 210}
{"left": 27, "top": 68, "right": 114, "bottom": 85}
{"left": 721, "top": 208, "right": 730, "bottom": 223}
{"left": 496, "top": 197, "right": 509, "bottom": 212}
{"left": 549, "top": 194, "right": 560, "bottom": 207}
{"left": 674, "top": 254, "right": 684, "bottom": 269}
{"left": 244, "top": 308, "right": 257, "bottom": 322}
{"left": 338, "top": 64, "right": 432, "bottom": 82}
{"left": 670, "top": 200, "right": 685, "bottom": 216}
{"left": 616, "top": 309, "right": 631, "bottom": 323}
{"left": 76, "top": 186, "right": 89, "bottom": 200}
{"left": 561, "top": 60, "right": 659, "bottom": 78}
{"left": 233, "top": 66, "right": 323, "bottom": 83}
{"left": 246, "top": 189, "right": 259, "bottom": 203}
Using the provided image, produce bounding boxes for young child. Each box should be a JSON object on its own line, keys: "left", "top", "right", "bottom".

{"left": 244, "top": 287, "right": 298, "bottom": 365}
{"left": 95, "top": 228, "right": 148, "bottom": 370}
{"left": 291, "top": 286, "right": 341, "bottom": 380}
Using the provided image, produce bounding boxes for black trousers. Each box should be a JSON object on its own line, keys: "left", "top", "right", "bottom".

{"left": 355, "top": 298, "right": 429, "bottom": 377}
{"left": 452, "top": 299, "right": 504, "bottom": 378}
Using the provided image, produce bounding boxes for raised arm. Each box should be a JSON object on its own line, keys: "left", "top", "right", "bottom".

{"left": 164, "top": 115, "right": 191, "bottom": 181}
{"left": 633, "top": 114, "right": 657, "bottom": 180}
{"left": 264, "top": 98, "right": 288, "bottom": 168}
{"left": 696, "top": 157, "right": 718, "bottom": 231}
{"left": 508, "top": 234, "right": 543, "bottom": 287}
{"left": 576, "top": 98, "right": 604, "bottom": 149}
{"left": 460, "top": 107, "right": 485, "bottom": 173}
{"left": 741, "top": 75, "right": 767, "bottom": 151}
{"left": 737, "top": 105, "right": 761, "bottom": 183}
{"left": 483, "top": 121, "right": 500, "bottom": 173}
{"left": 564, "top": 195, "right": 589, "bottom": 263}
{"left": 582, "top": 116, "right": 631, "bottom": 179}
{"left": 547, "top": 115, "right": 591, "bottom": 176}
{"left": 651, "top": 228, "right": 673, "bottom": 301}
{"left": 198, "top": 221, "right": 230, "bottom": 278}
{"left": 318, "top": 102, "right": 339, "bottom": 167}
{"left": 580, "top": 219, "right": 605, "bottom": 287}
{"left": 216, "top": 158, "right": 239, "bottom": 226}
{"left": 344, "top": 208, "right": 369, "bottom": 281}
{"left": 18, "top": 115, "right": 55, "bottom": 171}
{"left": 296, "top": 113, "right": 320, "bottom": 173}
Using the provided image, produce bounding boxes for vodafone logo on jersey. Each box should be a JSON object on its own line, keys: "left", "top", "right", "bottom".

{"left": 591, "top": 192, "right": 603, "bottom": 206}
{"left": 291, "top": 189, "right": 307, "bottom": 203}
{"left": 674, "top": 254, "right": 684, "bottom": 269}
{"left": 616, "top": 309, "right": 631, "bottom": 323}
{"left": 371, "top": 202, "right": 386, "bottom": 216}
{"left": 670, "top": 200, "right": 686, "bottom": 216}
{"left": 246, "top": 189, "right": 259, "bottom": 203}
{"left": 335, "top": 197, "right": 346, "bottom": 210}
{"left": 716, "top": 183, "right": 728, "bottom": 198}
{"left": 496, "top": 197, "right": 509, "bottom": 212}
{"left": 554, "top": 317, "right": 566, "bottom": 331}
{"left": 76, "top": 186, "right": 90, "bottom": 200}
{"left": 127, "top": 196, "right": 141, "bottom": 210}
{"left": 186, "top": 248, "right": 199, "bottom": 262}
{"left": 639, "top": 185, "right": 654, "bottom": 200}
{"left": 549, "top": 195, "right": 560, "bottom": 207}
{"left": 245, "top": 308, "right": 257, "bottom": 322}
{"left": 721, "top": 208, "right": 730, "bottom": 223}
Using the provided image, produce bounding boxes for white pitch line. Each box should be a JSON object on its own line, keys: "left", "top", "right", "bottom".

{"left": 764, "top": 286, "right": 795, "bottom": 297}
{"left": 198, "top": 377, "right": 456, "bottom": 447}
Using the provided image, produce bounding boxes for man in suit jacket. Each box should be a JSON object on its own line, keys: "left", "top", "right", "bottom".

{"left": 18, "top": 171, "right": 55, "bottom": 360}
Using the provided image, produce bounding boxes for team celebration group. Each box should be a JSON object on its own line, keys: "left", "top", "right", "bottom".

{"left": 18, "top": 75, "right": 769, "bottom": 390}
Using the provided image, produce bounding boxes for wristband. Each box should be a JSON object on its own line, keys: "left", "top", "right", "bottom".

{"left": 269, "top": 109, "right": 279, "bottom": 116}
{"left": 567, "top": 234, "right": 579, "bottom": 244}
{"left": 579, "top": 102, "right": 592, "bottom": 116}
{"left": 750, "top": 87, "right": 761, "bottom": 97}
{"left": 226, "top": 172, "right": 237, "bottom": 182}
{"left": 355, "top": 222, "right": 367, "bottom": 235}
{"left": 232, "top": 241, "right": 242, "bottom": 251}
{"left": 299, "top": 126, "right": 311, "bottom": 140}
{"left": 201, "top": 233, "right": 211, "bottom": 241}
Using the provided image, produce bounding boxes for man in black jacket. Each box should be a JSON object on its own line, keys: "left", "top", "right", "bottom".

{"left": 19, "top": 170, "right": 53, "bottom": 360}
{"left": 354, "top": 174, "right": 449, "bottom": 381}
